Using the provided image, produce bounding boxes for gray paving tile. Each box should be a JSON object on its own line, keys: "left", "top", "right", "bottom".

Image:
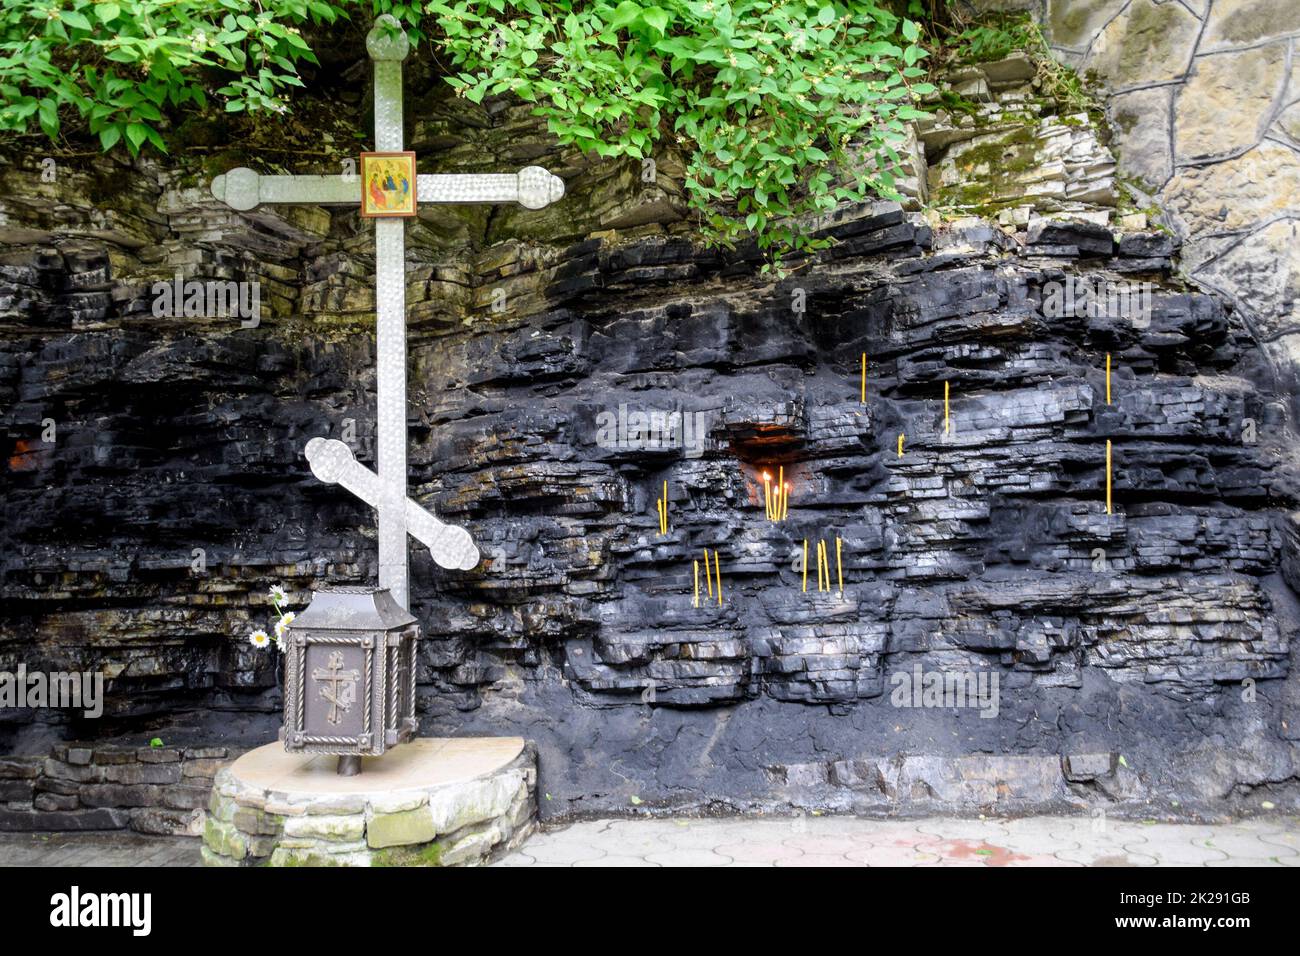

{"left": 4, "top": 814, "right": 1297, "bottom": 868}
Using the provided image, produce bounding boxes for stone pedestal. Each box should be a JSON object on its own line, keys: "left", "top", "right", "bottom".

{"left": 202, "top": 737, "right": 536, "bottom": 867}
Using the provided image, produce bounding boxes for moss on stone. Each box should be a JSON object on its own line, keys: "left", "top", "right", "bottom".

{"left": 1215, "top": 0, "right": 1300, "bottom": 44}
{"left": 366, "top": 806, "right": 436, "bottom": 848}
{"left": 372, "top": 840, "right": 445, "bottom": 867}
{"left": 952, "top": 126, "right": 1039, "bottom": 175}
{"left": 203, "top": 816, "right": 248, "bottom": 860}
{"left": 1106, "top": 0, "right": 1195, "bottom": 84}
{"left": 269, "top": 846, "right": 366, "bottom": 866}
{"left": 1048, "top": 0, "right": 1116, "bottom": 50}
{"left": 936, "top": 91, "right": 984, "bottom": 118}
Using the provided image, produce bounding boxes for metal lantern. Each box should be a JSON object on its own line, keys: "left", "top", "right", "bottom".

{"left": 281, "top": 586, "right": 419, "bottom": 774}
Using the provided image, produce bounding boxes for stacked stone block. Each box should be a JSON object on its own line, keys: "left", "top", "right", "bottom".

{"left": 0, "top": 743, "right": 236, "bottom": 834}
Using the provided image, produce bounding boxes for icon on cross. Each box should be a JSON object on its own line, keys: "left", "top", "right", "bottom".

{"left": 208, "top": 15, "right": 565, "bottom": 609}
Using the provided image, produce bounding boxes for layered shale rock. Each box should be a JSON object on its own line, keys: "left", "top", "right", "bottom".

{"left": 920, "top": 51, "right": 1118, "bottom": 215}
{"left": 2, "top": 51, "right": 1299, "bottom": 821}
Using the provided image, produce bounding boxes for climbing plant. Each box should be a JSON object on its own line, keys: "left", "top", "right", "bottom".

{"left": 429, "top": 0, "right": 934, "bottom": 262}
{"left": 1, "top": 0, "right": 933, "bottom": 262}
{"left": 0, "top": 0, "right": 348, "bottom": 153}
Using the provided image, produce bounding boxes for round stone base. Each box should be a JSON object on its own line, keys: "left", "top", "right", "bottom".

{"left": 202, "top": 737, "right": 536, "bottom": 867}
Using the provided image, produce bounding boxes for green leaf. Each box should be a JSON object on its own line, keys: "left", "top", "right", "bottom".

{"left": 99, "top": 125, "right": 121, "bottom": 150}
{"left": 608, "top": 1, "right": 642, "bottom": 31}
{"left": 641, "top": 7, "right": 670, "bottom": 35}
{"left": 95, "top": 3, "right": 120, "bottom": 22}
{"left": 145, "top": 125, "right": 167, "bottom": 153}
{"left": 60, "top": 10, "right": 93, "bottom": 31}
{"left": 38, "top": 98, "right": 59, "bottom": 139}
{"left": 124, "top": 122, "right": 149, "bottom": 152}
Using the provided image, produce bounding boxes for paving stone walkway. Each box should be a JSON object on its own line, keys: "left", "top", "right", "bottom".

{"left": 1, "top": 816, "right": 1296, "bottom": 866}
{"left": 494, "top": 815, "right": 1300, "bottom": 867}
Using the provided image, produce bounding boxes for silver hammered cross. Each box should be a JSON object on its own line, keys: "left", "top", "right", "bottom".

{"left": 209, "top": 15, "right": 564, "bottom": 608}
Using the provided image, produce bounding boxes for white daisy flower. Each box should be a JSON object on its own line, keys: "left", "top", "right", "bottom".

{"left": 249, "top": 629, "right": 270, "bottom": 649}
{"left": 269, "top": 585, "right": 288, "bottom": 604}
{"left": 274, "top": 632, "right": 286, "bottom": 653}
{"left": 274, "top": 612, "right": 296, "bottom": 637}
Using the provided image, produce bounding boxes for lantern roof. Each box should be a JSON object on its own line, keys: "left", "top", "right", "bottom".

{"left": 290, "top": 586, "right": 417, "bottom": 632}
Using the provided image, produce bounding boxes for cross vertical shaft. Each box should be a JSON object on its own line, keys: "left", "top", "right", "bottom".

{"left": 369, "top": 26, "right": 411, "bottom": 609}
{"left": 208, "top": 15, "right": 565, "bottom": 614}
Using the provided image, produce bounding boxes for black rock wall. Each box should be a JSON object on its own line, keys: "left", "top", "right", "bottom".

{"left": 2, "top": 95, "right": 1299, "bottom": 818}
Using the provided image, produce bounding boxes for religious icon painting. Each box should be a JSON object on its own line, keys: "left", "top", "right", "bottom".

{"left": 360, "top": 151, "right": 418, "bottom": 217}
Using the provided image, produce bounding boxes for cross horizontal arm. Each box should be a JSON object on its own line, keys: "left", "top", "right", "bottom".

{"left": 211, "top": 165, "right": 565, "bottom": 211}
{"left": 417, "top": 166, "right": 565, "bottom": 209}
{"left": 305, "top": 438, "right": 480, "bottom": 571}
{"left": 211, "top": 168, "right": 360, "bottom": 211}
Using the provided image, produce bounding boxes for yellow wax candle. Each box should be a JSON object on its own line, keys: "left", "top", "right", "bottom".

{"left": 821, "top": 540, "right": 829, "bottom": 592}
{"left": 783, "top": 482, "right": 790, "bottom": 521}
{"left": 763, "top": 471, "right": 771, "bottom": 520}
{"left": 944, "top": 381, "right": 950, "bottom": 435}
{"left": 777, "top": 466, "right": 784, "bottom": 521}
{"left": 802, "top": 539, "right": 809, "bottom": 593}
{"left": 836, "top": 536, "right": 843, "bottom": 595}
{"left": 662, "top": 480, "right": 668, "bottom": 534}
{"left": 693, "top": 559, "right": 700, "bottom": 608}
{"left": 704, "top": 551, "right": 713, "bottom": 598}
{"left": 817, "top": 540, "right": 825, "bottom": 591}
{"left": 713, "top": 550, "right": 723, "bottom": 605}
{"left": 860, "top": 352, "right": 866, "bottom": 405}
{"left": 1106, "top": 353, "right": 1112, "bottom": 406}
{"left": 1106, "top": 440, "right": 1112, "bottom": 514}
{"left": 898, "top": 433, "right": 905, "bottom": 457}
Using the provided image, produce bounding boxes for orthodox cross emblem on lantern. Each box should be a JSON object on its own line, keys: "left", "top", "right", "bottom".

{"left": 312, "top": 651, "right": 360, "bottom": 726}
{"left": 209, "top": 15, "right": 565, "bottom": 609}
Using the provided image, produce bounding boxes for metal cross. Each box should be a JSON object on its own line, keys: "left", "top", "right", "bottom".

{"left": 312, "top": 650, "right": 360, "bottom": 726}
{"left": 208, "top": 15, "right": 564, "bottom": 609}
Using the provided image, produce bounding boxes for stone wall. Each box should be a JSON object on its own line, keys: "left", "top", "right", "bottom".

{"left": 2, "top": 42, "right": 1299, "bottom": 821}
{"left": 966, "top": 0, "right": 1300, "bottom": 381}
{"left": 0, "top": 743, "right": 236, "bottom": 834}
